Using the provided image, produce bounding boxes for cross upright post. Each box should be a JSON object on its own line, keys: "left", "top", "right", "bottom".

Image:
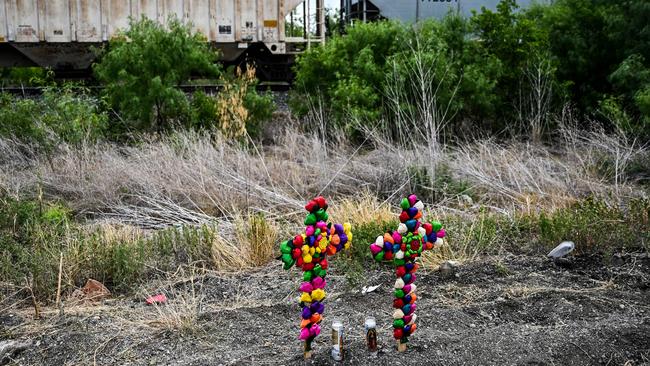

{"left": 369, "top": 194, "right": 445, "bottom": 351}
{"left": 279, "top": 196, "right": 352, "bottom": 358}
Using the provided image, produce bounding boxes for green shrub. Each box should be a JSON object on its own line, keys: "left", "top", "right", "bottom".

{"left": 0, "top": 85, "right": 108, "bottom": 149}
{"left": 189, "top": 91, "right": 219, "bottom": 130}
{"left": 0, "top": 196, "right": 215, "bottom": 299}
{"left": 539, "top": 0, "right": 650, "bottom": 137}
{"left": 292, "top": 0, "right": 650, "bottom": 140}
{"left": 0, "top": 67, "right": 51, "bottom": 86}
{"left": 291, "top": 20, "right": 408, "bottom": 124}
{"left": 186, "top": 67, "right": 275, "bottom": 139}
{"left": 535, "top": 197, "right": 649, "bottom": 254}
{"left": 291, "top": 4, "right": 551, "bottom": 138}
{"left": 94, "top": 16, "right": 221, "bottom": 132}
{"left": 407, "top": 164, "right": 473, "bottom": 203}
{"left": 0, "top": 197, "right": 74, "bottom": 298}
{"left": 348, "top": 219, "right": 399, "bottom": 262}
{"left": 334, "top": 196, "right": 649, "bottom": 277}
{"left": 211, "top": 67, "right": 276, "bottom": 139}
{"left": 244, "top": 89, "right": 276, "bottom": 139}
{"left": 0, "top": 93, "right": 47, "bottom": 145}
{"left": 332, "top": 219, "right": 397, "bottom": 287}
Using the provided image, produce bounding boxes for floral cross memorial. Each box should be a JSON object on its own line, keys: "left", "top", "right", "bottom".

{"left": 279, "top": 196, "right": 352, "bottom": 358}
{"left": 368, "top": 194, "right": 445, "bottom": 352}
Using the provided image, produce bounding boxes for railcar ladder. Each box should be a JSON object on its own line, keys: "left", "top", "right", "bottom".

{"left": 305, "top": 0, "right": 325, "bottom": 48}
{"left": 285, "top": 0, "right": 326, "bottom": 52}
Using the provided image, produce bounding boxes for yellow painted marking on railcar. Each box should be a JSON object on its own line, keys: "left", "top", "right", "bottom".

{"left": 263, "top": 20, "right": 278, "bottom": 28}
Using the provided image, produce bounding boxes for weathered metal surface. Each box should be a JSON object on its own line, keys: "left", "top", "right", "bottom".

{"left": 1, "top": 0, "right": 303, "bottom": 44}
{"left": 364, "top": 0, "right": 550, "bottom": 22}
{"left": 75, "top": 0, "right": 102, "bottom": 42}
{"left": 13, "top": 0, "right": 39, "bottom": 42}
{"left": 0, "top": 0, "right": 312, "bottom": 70}
{"left": 11, "top": 42, "right": 99, "bottom": 69}
{"left": 45, "top": 0, "right": 71, "bottom": 42}
{"left": 0, "top": 1, "right": 6, "bottom": 42}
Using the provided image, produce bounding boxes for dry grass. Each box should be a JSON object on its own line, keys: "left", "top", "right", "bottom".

{"left": 4, "top": 123, "right": 641, "bottom": 228}
{"left": 418, "top": 206, "right": 500, "bottom": 269}
{"left": 214, "top": 67, "right": 256, "bottom": 139}
{"left": 0, "top": 129, "right": 425, "bottom": 228}
{"left": 0, "top": 119, "right": 646, "bottom": 285}
{"left": 328, "top": 193, "right": 397, "bottom": 226}
{"left": 450, "top": 128, "right": 646, "bottom": 210}
{"left": 452, "top": 140, "right": 585, "bottom": 208}
{"left": 235, "top": 213, "right": 279, "bottom": 266}
{"left": 209, "top": 232, "right": 251, "bottom": 271}
{"left": 142, "top": 269, "right": 205, "bottom": 333}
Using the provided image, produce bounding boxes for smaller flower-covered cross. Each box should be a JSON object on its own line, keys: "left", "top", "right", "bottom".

{"left": 368, "top": 194, "right": 445, "bottom": 351}
{"left": 279, "top": 196, "right": 352, "bottom": 358}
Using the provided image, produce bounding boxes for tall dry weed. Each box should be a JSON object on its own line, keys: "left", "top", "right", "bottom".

{"left": 328, "top": 193, "right": 396, "bottom": 226}
{"left": 0, "top": 118, "right": 645, "bottom": 231}
{"left": 215, "top": 66, "right": 256, "bottom": 139}
{"left": 235, "top": 213, "right": 278, "bottom": 266}
{"left": 141, "top": 268, "right": 205, "bottom": 333}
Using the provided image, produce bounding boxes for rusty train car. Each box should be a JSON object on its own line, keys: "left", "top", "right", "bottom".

{"left": 0, "top": 0, "right": 324, "bottom": 80}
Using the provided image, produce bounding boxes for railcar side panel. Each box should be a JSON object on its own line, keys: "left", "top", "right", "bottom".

{"left": 14, "top": 0, "right": 39, "bottom": 42}
{"left": 215, "top": 0, "right": 235, "bottom": 42}
{"left": 1, "top": 0, "right": 309, "bottom": 74}
{"left": 106, "top": 0, "right": 131, "bottom": 37}
{"left": 162, "top": 0, "right": 185, "bottom": 23}
{"left": 189, "top": 0, "right": 211, "bottom": 39}
{"left": 207, "top": 0, "right": 218, "bottom": 41}
{"left": 45, "top": 0, "right": 71, "bottom": 42}
{"left": 3, "top": 0, "right": 308, "bottom": 45}
{"left": 137, "top": 0, "right": 158, "bottom": 22}
{"left": 239, "top": 0, "right": 257, "bottom": 42}
{"left": 0, "top": 1, "right": 7, "bottom": 41}
{"left": 263, "top": 0, "right": 278, "bottom": 42}
{"left": 76, "top": 0, "right": 102, "bottom": 42}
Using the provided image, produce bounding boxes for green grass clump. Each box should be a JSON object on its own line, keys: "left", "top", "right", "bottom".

{"left": 0, "top": 196, "right": 217, "bottom": 300}
{"left": 336, "top": 196, "right": 649, "bottom": 273}
{"left": 408, "top": 164, "right": 474, "bottom": 204}
{"left": 534, "top": 197, "right": 649, "bottom": 254}
{"left": 2, "top": 195, "right": 646, "bottom": 300}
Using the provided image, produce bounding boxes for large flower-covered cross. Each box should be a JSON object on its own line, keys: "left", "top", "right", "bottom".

{"left": 369, "top": 194, "right": 445, "bottom": 351}
{"left": 279, "top": 196, "right": 352, "bottom": 358}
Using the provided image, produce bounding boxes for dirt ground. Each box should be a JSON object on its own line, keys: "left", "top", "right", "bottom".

{"left": 1, "top": 253, "right": 649, "bottom": 366}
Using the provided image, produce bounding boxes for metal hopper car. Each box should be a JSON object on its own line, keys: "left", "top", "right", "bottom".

{"left": 0, "top": 0, "right": 548, "bottom": 81}
{"left": 0, "top": 0, "right": 326, "bottom": 80}
{"left": 341, "top": 0, "right": 549, "bottom": 24}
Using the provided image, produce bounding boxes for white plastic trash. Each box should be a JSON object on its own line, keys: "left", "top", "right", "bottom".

{"left": 547, "top": 241, "right": 575, "bottom": 259}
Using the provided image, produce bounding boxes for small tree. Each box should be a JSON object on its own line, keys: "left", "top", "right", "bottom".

{"left": 94, "top": 17, "right": 220, "bottom": 132}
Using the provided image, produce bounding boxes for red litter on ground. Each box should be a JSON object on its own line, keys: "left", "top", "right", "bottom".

{"left": 145, "top": 294, "right": 167, "bottom": 305}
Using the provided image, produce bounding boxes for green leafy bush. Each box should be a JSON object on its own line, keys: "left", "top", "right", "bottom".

{"left": 244, "top": 89, "right": 276, "bottom": 139}
{"left": 188, "top": 82, "right": 275, "bottom": 139}
{"left": 334, "top": 196, "right": 649, "bottom": 275}
{"left": 94, "top": 16, "right": 221, "bottom": 132}
{"left": 0, "top": 196, "right": 215, "bottom": 299}
{"left": 539, "top": 0, "right": 650, "bottom": 136}
{"left": 292, "top": 0, "right": 650, "bottom": 139}
{"left": 535, "top": 197, "right": 649, "bottom": 254}
{"left": 189, "top": 91, "right": 219, "bottom": 130}
{"left": 292, "top": 3, "right": 552, "bottom": 138}
{"left": 0, "top": 85, "right": 108, "bottom": 149}
{"left": 0, "top": 67, "right": 51, "bottom": 86}
{"left": 291, "top": 21, "right": 408, "bottom": 124}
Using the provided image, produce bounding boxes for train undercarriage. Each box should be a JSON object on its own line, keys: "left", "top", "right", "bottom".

{"left": 0, "top": 41, "right": 297, "bottom": 82}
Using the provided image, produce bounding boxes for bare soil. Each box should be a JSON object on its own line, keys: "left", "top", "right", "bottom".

{"left": 2, "top": 253, "right": 649, "bottom": 365}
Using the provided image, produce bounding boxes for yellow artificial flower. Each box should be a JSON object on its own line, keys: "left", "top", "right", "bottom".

{"left": 311, "top": 288, "right": 326, "bottom": 301}
{"left": 300, "top": 292, "right": 312, "bottom": 303}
